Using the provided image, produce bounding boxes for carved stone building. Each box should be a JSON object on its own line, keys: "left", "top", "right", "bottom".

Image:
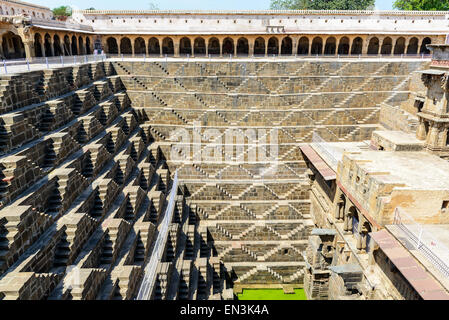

{"left": 0, "top": 6, "right": 448, "bottom": 60}
{"left": 302, "top": 45, "right": 449, "bottom": 300}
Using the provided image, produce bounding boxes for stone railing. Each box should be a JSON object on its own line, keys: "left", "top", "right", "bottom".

{"left": 74, "top": 9, "right": 449, "bottom": 16}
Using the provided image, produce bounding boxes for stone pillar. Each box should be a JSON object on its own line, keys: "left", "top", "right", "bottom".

{"left": 0, "top": 37, "right": 4, "bottom": 58}
{"left": 264, "top": 41, "right": 268, "bottom": 57}
{"left": 219, "top": 40, "right": 223, "bottom": 57}
{"left": 117, "top": 37, "right": 121, "bottom": 55}
{"left": 343, "top": 206, "right": 353, "bottom": 233}
{"left": 174, "top": 39, "right": 180, "bottom": 57}
{"left": 249, "top": 42, "right": 254, "bottom": 56}
{"left": 308, "top": 41, "right": 312, "bottom": 56}
{"left": 205, "top": 44, "right": 209, "bottom": 57}
{"left": 159, "top": 41, "right": 163, "bottom": 57}
{"left": 335, "top": 202, "right": 342, "bottom": 220}
{"left": 40, "top": 42, "right": 46, "bottom": 57}
{"left": 292, "top": 39, "right": 298, "bottom": 56}
{"left": 49, "top": 40, "right": 54, "bottom": 56}
{"left": 427, "top": 124, "right": 439, "bottom": 147}
{"left": 405, "top": 38, "right": 411, "bottom": 54}
{"left": 234, "top": 41, "right": 237, "bottom": 57}
{"left": 335, "top": 38, "right": 340, "bottom": 56}
{"left": 334, "top": 188, "right": 344, "bottom": 220}
{"left": 416, "top": 119, "right": 427, "bottom": 140}
{"left": 362, "top": 39, "right": 369, "bottom": 55}
{"left": 23, "top": 40, "right": 34, "bottom": 59}
{"left": 418, "top": 37, "right": 425, "bottom": 55}
{"left": 356, "top": 233, "right": 364, "bottom": 251}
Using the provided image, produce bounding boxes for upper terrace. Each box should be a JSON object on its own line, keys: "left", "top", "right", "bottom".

{"left": 72, "top": 9, "right": 449, "bottom": 36}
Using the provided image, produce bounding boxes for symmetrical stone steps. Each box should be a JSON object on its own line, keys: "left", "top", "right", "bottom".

{"left": 0, "top": 61, "right": 188, "bottom": 301}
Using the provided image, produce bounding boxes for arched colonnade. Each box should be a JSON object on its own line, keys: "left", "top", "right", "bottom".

{"left": 102, "top": 35, "right": 434, "bottom": 57}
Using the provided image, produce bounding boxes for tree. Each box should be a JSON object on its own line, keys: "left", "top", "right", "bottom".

{"left": 270, "top": 0, "right": 375, "bottom": 10}
{"left": 393, "top": 0, "right": 449, "bottom": 11}
{"left": 85, "top": 7, "right": 96, "bottom": 10}
{"left": 149, "top": 2, "right": 160, "bottom": 10}
{"left": 52, "top": 6, "right": 72, "bottom": 19}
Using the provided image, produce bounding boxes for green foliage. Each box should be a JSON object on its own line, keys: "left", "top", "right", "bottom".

{"left": 393, "top": 0, "right": 449, "bottom": 11}
{"left": 85, "top": 7, "right": 96, "bottom": 10}
{"left": 52, "top": 6, "right": 72, "bottom": 17}
{"left": 270, "top": 0, "right": 376, "bottom": 10}
{"left": 237, "top": 289, "right": 307, "bottom": 300}
{"left": 149, "top": 2, "right": 160, "bottom": 10}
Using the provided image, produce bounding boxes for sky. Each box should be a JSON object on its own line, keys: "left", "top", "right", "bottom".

{"left": 32, "top": 0, "right": 394, "bottom": 11}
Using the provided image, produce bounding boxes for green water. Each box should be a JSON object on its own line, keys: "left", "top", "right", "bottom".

{"left": 236, "top": 289, "right": 307, "bottom": 300}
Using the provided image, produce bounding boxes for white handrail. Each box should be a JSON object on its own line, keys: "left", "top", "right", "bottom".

{"left": 393, "top": 207, "right": 449, "bottom": 278}
{"left": 136, "top": 170, "right": 179, "bottom": 300}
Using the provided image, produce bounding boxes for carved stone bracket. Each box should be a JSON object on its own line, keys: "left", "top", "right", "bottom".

{"left": 442, "top": 73, "right": 449, "bottom": 91}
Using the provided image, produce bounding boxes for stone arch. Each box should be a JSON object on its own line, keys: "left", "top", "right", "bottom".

{"left": 134, "top": 37, "right": 146, "bottom": 55}
{"left": 1, "top": 34, "right": 8, "bottom": 58}
{"left": 254, "top": 37, "right": 265, "bottom": 55}
{"left": 222, "top": 37, "right": 234, "bottom": 55}
{"left": 348, "top": 206, "right": 359, "bottom": 234}
{"left": 351, "top": 37, "right": 363, "bottom": 55}
{"left": 120, "top": 37, "right": 132, "bottom": 55}
{"left": 44, "top": 33, "right": 52, "bottom": 57}
{"left": 64, "top": 35, "right": 72, "bottom": 55}
{"left": 3, "top": 32, "right": 25, "bottom": 59}
{"left": 106, "top": 37, "right": 118, "bottom": 54}
{"left": 162, "top": 37, "right": 174, "bottom": 55}
{"left": 298, "top": 37, "right": 309, "bottom": 55}
{"left": 194, "top": 37, "right": 206, "bottom": 55}
{"left": 179, "top": 37, "right": 192, "bottom": 55}
{"left": 338, "top": 37, "right": 350, "bottom": 55}
{"left": 78, "top": 36, "right": 84, "bottom": 55}
{"left": 54, "top": 35, "right": 62, "bottom": 56}
{"left": 394, "top": 37, "right": 406, "bottom": 55}
{"left": 267, "top": 37, "right": 279, "bottom": 55}
{"left": 311, "top": 37, "right": 323, "bottom": 55}
{"left": 208, "top": 37, "right": 220, "bottom": 55}
{"left": 237, "top": 37, "right": 249, "bottom": 56}
{"left": 367, "top": 37, "right": 380, "bottom": 55}
{"left": 148, "top": 37, "right": 160, "bottom": 55}
{"left": 34, "top": 33, "right": 43, "bottom": 57}
{"left": 407, "top": 37, "right": 419, "bottom": 55}
{"left": 71, "top": 35, "right": 78, "bottom": 55}
{"left": 420, "top": 37, "right": 432, "bottom": 55}
{"left": 324, "top": 37, "right": 336, "bottom": 55}
{"left": 85, "top": 37, "right": 91, "bottom": 54}
{"left": 380, "top": 37, "right": 392, "bottom": 55}
{"left": 281, "top": 36, "right": 292, "bottom": 55}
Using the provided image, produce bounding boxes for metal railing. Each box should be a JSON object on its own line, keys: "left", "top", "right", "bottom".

{"left": 136, "top": 170, "right": 179, "bottom": 300}
{"left": 312, "top": 132, "right": 340, "bottom": 168}
{"left": 393, "top": 207, "right": 449, "bottom": 278}
{"left": 0, "top": 54, "right": 107, "bottom": 74}
{"left": 0, "top": 52, "right": 431, "bottom": 75}
{"left": 106, "top": 52, "right": 431, "bottom": 62}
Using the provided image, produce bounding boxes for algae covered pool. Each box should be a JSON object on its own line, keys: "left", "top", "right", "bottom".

{"left": 237, "top": 289, "right": 307, "bottom": 300}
